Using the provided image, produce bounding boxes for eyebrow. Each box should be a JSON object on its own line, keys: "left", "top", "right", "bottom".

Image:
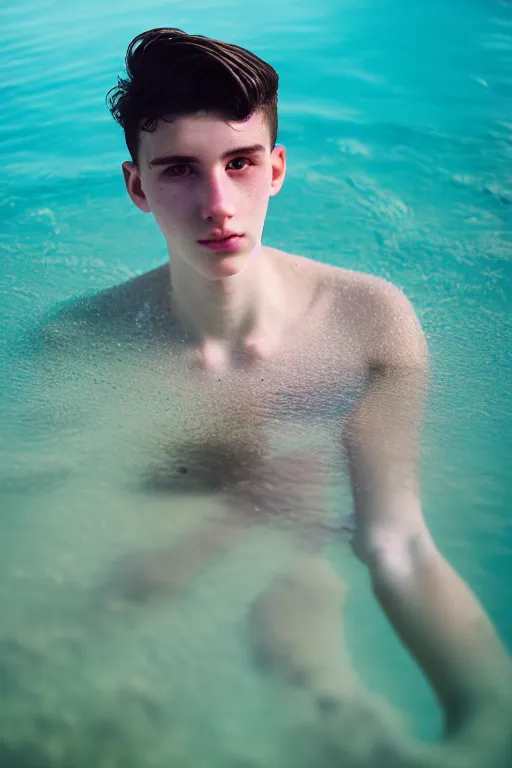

{"left": 148, "top": 144, "right": 266, "bottom": 169}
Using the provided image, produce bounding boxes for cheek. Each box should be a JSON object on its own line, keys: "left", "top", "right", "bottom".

{"left": 244, "top": 173, "right": 272, "bottom": 208}
{"left": 150, "top": 186, "right": 192, "bottom": 230}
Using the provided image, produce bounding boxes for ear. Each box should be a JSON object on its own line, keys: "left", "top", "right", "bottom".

{"left": 122, "top": 161, "right": 151, "bottom": 213}
{"left": 269, "top": 145, "right": 286, "bottom": 197}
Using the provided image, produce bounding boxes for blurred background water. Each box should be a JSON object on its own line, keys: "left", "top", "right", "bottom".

{"left": 1, "top": 0, "right": 511, "bottom": 765}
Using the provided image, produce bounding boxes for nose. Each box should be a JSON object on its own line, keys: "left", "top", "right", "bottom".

{"left": 199, "top": 171, "right": 235, "bottom": 225}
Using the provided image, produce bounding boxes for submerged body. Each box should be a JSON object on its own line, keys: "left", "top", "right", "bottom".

{"left": 38, "top": 245, "right": 512, "bottom": 767}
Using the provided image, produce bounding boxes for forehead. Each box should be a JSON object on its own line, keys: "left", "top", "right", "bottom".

{"left": 139, "top": 112, "right": 271, "bottom": 166}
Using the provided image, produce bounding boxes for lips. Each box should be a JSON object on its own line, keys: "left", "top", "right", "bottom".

{"left": 197, "top": 233, "right": 240, "bottom": 245}
{"left": 197, "top": 233, "right": 245, "bottom": 253}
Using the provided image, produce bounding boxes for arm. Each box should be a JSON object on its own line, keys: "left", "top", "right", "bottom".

{"left": 342, "top": 279, "right": 512, "bottom": 743}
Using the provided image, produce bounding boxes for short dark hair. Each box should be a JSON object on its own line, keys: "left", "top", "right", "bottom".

{"left": 107, "top": 28, "right": 279, "bottom": 165}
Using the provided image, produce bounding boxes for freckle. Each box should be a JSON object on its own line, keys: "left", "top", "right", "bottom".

{"left": 316, "top": 695, "right": 342, "bottom": 715}
{"left": 289, "top": 668, "right": 308, "bottom": 687}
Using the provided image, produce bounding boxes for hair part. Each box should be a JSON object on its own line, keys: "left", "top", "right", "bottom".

{"left": 107, "top": 28, "right": 279, "bottom": 165}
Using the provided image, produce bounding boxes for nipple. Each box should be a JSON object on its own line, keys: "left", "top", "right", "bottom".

{"left": 194, "top": 340, "right": 230, "bottom": 372}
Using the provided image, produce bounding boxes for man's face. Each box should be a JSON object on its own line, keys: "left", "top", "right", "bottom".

{"left": 123, "top": 111, "right": 286, "bottom": 280}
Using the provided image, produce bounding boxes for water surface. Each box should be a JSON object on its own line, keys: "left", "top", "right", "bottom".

{"left": 1, "top": 0, "right": 511, "bottom": 765}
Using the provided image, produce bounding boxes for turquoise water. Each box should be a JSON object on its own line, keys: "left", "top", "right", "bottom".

{"left": 1, "top": 0, "right": 511, "bottom": 765}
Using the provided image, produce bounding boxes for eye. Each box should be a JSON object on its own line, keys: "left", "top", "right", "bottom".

{"left": 163, "top": 164, "right": 191, "bottom": 178}
{"left": 227, "top": 157, "right": 250, "bottom": 171}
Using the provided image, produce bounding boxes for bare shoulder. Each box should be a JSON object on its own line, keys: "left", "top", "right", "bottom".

{"left": 49, "top": 264, "right": 169, "bottom": 324}
{"left": 277, "top": 250, "right": 427, "bottom": 369}
{"left": 37, "top": 264, "right": 170, "bottom": 350}
{"left": 329, "top": 265, "right": 428, "bottom": 369}
{"left": 58, "top": 263, "right": 170, "bottom": 324}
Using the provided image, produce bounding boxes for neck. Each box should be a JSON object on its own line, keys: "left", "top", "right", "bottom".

{"left": 168, "top": 245, "right": 284, "bottom": 349}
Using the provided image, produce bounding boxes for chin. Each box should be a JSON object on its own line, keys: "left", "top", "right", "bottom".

{"left": 203, "top": 254, "right": 247, "bottom": 280}
{"left": 202, "top": 241, "right": 260, "bottom": 280}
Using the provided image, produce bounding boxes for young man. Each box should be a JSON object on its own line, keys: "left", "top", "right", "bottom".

{"left": 47, "top": 28, "right": 511, "bottom": 766}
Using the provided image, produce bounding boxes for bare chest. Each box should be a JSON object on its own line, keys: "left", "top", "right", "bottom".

{"left": 119, "top": 308, "right": 365, "bottom": 500}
